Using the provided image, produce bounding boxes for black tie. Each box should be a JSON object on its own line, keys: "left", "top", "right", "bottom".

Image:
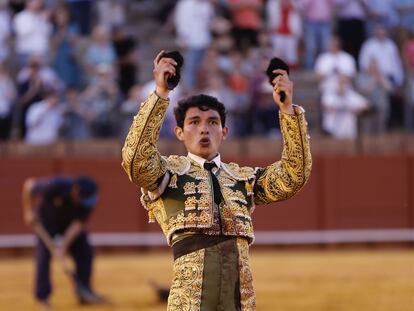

{"left": 203, "top": 162, "right": 223, "bottom": 206}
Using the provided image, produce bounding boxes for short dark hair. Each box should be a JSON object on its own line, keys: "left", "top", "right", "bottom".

{"left": 174, "top": 94, "right": 226, "bottom": 128}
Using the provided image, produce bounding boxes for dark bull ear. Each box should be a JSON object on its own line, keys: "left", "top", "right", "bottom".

{"left": 265, "top": 57, "right": 290, "bottom": 102}
{"left": 159, "top": 51, "right": 184, "bottom": 90}
{"left": 265, "top": 57, "right": 290, "bottom": 86}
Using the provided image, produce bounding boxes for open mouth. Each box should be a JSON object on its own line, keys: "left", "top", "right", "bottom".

{"left": 199, "top": 137, "right": 210, "bottom": 147}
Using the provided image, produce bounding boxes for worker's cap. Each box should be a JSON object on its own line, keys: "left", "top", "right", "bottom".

{"left": 74, "top": 176, "right": 98, "bottom": 208}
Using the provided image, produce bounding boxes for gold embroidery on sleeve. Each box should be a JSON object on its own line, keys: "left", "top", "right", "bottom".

{"left": 254, "top": 110, "right": 312, "bottom": 205}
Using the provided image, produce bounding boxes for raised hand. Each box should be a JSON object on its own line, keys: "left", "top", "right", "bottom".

{"left": 272, "top": 69, "right": 295, "bottom": 115}
{"left": 153, "top": 50, "right": 177, "bottom": 99}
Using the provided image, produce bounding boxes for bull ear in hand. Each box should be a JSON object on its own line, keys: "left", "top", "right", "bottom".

{"left": 159, "top": 51, "right": 184, "bottom": 90}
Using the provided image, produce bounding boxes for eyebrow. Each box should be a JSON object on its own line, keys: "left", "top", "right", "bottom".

{"left": 186, "top": 116, "right": 220, "bottom": 122}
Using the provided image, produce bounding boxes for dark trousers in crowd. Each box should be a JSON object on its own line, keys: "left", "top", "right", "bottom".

{"left": 35, "top": 232, "right": 93, "bottom": 301}
{"left": 336, "top": 18, "right": 366, "bottom": 64}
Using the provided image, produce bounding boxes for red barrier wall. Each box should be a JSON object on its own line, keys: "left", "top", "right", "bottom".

{"left": 1, "top": 156, "right": 413, "bottom": 234}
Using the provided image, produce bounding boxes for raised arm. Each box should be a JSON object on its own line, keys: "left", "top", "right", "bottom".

{"left": 121, "top": 51, "right": 177, "bottom": 191}
{"left": 253, "top": 69, "right": 312, "bottom": 205}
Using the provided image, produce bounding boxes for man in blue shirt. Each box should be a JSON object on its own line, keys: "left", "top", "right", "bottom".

{"left": 22, "top": 175, "right": 105, "bottom": 308}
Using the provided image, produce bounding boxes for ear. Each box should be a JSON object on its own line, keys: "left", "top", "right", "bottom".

{"left": 222, "top": 126, "right": 229, "bottom": 140}
{"left": 174, "top": 126, "right": 184, "bottom": 141}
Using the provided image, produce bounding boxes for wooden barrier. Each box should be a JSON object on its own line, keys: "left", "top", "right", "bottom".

{"left": 1, "top": 155, "right": 413, "bottom": 236}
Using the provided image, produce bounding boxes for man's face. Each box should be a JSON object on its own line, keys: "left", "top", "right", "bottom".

{"left": 175, "top": 107, "right": 228, "bottom": 160}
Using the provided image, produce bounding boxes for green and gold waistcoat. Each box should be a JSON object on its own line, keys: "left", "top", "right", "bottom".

{"left": 122, "top": 92, "right": 312, "bottom": 246}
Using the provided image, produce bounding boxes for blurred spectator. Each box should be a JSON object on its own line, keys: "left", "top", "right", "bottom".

{"left": 60, "top": 87, "right": 90, "bottom": 140}
{"left": 335, "top": 0, "right": 369, "bottom": 63}
{"left": 119, "top": 83, "right": 142, "bottom": 139}
{"left": 13, "top": 0, "right": 52, "bottom": 66}
{"left": 321, "top": 76, "right": 369, "bottom": 139}
{"left": 266, "top": 0, "right": 302, "bottom": 68}
{"left": 9, "top": 0, "right": 24, "bottom": 14}
{"left": 196, "top": 46, "right": 224, "bottom": 90}
{"left": 366, "top": 0, "right": 399, "bottom": 35}
{"left": 0, "top": 62, "right": 16, "bottom": 140}
{"left": 227, "top": 0, "right": 263, "bottom": 54}
{"left": 250, "top": 57, "right": 280, "bottom": 136}
{"left": 174, "top": 0, "right": 214, "bottom": 90}
{"left": 65, "top": 0, "right": 93, "bottom": 36}
{"left": 395, "top": 0, "right": 414, "bottom": 33}
{"left": 315, "top": 35, "right": 356, "bottom": 93}
{"left": 81, "top": 64, "right": 119, "bottom": 138}
{"left": 403, "top": 31, "right": 414, "bottom": 131}
{"left": 97, "top": 0, "right": 126, "bottom": 30}
{"left": 25, "top": 89, "right": 63, "bottom": 144}
{"left": 227, "top": 51, "right": 251, "bottom": 136}
{"left": 16, "top": 56, "right": 61, "bottom": 139}
{"left": 51, "top": 5, "right": 82, "bottom": 89}
{"left": 84, "top": 24, "right": 116, "bottom": 80}
{"left": 0, "top": 0, "right": 12, "bottom": 63}
{"left": 202, "top": 73, "right": 237, "bottom": 136}
{"left": 113, "top": 26, "right": 138, "bottom": 97}
{"left": 298, "top": 0, "right": 335, "bottom": 69}
{"left": 356, "top": 57, "right": 391, "bottom": 134}
{"left": 359, "top": 23, "right": 404, "bottom": 129}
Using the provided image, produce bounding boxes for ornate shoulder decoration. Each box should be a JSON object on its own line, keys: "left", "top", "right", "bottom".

{"left": 164, "top": 155, "right": 191, "bottom": 175}
{"left": 221, "top": 162, "right": 255, "bottom": 181}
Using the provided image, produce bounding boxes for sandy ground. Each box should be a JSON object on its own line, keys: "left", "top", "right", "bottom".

{"left": 0, "top": 249, "right": 413, "bottom": 311}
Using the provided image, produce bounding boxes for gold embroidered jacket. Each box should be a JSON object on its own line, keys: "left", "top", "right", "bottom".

{"left": 122, "top": 92, "right": 312, "bottom": 246}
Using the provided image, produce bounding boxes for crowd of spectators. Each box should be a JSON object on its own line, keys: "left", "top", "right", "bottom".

{"left": 0, "top": 0, "right": 414, "bottom": 145}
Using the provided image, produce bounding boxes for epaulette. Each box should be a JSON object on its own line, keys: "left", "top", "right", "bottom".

{"left": 221, "top": 162, "right": 255, "bottom": 181}
{"left": 163, "top": 155, "right": 191, "bottom": 175}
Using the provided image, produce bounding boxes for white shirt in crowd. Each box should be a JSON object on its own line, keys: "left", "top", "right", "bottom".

{"left": 315, "top": 51, "right": 356, "bottom": 92}
{"left": 322, "top": 86, "right": 369, "bottom": 139}
{"left": 25, "top": 100, "right": 63, "bottom": 145}
{"left": 13, "top": 9, "right": 52, "bottom": 56}
{"left": 359, "top": 37, "right": 404, "bottom": 87}
{"left": 174, "top": 0, "right": 214, "bottom": 49}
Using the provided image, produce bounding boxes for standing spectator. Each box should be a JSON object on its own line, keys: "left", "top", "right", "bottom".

{"left": 227, "top": 51, "right": 252, "bottom": 136}
{"left": 227, "top": 0, "right": 263, "bottom": 54}
{"left": 25, "top": 89, "right": 63, "bottom": 145}
{"left": 113, "top": 26, "right": 138, "bottom": 97}
{"left": 119, "top": 84, "right": 142, "bottom": 139}
{"left": 403, "top": 30, "right": 414, "bottom": 131}
{"left": 81, "top": 64, "right": 119, "bottom": 138}
{"left": 9, "top": 0, "right": 25, "bottom": 14}
{"left": 174, "top": 0, "right": 214, "bottom": 90}
{"left": 84, "top": 25, "right": 116, "bottom": 80}
{"left": 13, "top": 0, "right": 52, "bottom": 66}
{"left": 266, "top": 0, "right": 302, "bottom": 68}
{"left": 0, "top": 63, "right": 16, "bottom": 140}
{"left": 202, "top": 73, "right": 237, "bottom": 136}
{"left": 394, "top": 0, "right": 414, "bottom": 33}
{"left": 16, "top": 58, "right": 47, "bottom": 139}
{"left": 60, "top": 87, "right": 90, "bottom": 140}
{"left": 322, "top": 76, "right": 369, "bottom": 139}
{"left": 298, "top": 0, "right": 335, "bottom": 69}
{"left": 335, "top": 0, "right": 369, "bottom": 62}
{"left": 359, "top": 23, "right": 405, "bottom": 129}
{"left": 51, "top": 5, "right": 82, "bottom": 89}
{"left": 315, "top": 35, "right": 356, "bottom": 93}
{"left": 366, "top": 0, "right": 399, "bottom": 35}
{"left": 97, "top": 0, "right": 126, "bottom": 30}
{"left": 65, "top": 0, "right": 92, "bottom": 36}
{"left": 250, "top": 57, "right": 280, "bottom": 136}
{"left": 356, "top": 57, "right": 392, "bottom": 134}
{"left": 0, "top": 0, "right": 11, "bottom": 63}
